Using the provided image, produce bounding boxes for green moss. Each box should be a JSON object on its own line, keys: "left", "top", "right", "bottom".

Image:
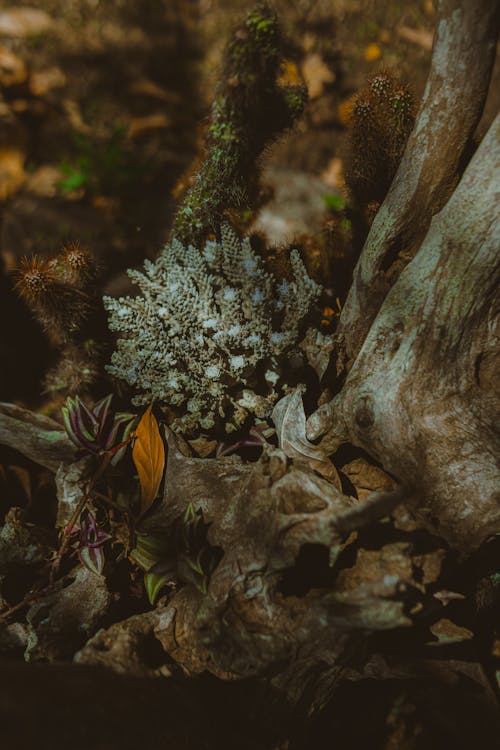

{"left": 172, "top": 2, "right": 306, "bottom": 245}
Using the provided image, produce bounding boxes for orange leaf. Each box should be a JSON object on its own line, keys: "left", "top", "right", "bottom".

{"left": 132, "top": 404, "right": 165, "bottom": 514}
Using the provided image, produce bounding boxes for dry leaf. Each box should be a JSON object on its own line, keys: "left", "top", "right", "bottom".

{"left": 301, "top": 53, "right": 335, "bottom": 99}
{"left": 337, "top": 93, "right": 357, "bottom": 127}
{"left": 397, "top": 25, "right": 434, "bottom": 51}
{"left": 132, "top": 404, "right": 165, "bottom": 514}
{"left": 127, "top": 113, "right": 171, "bottom": 140}
{"left": 272, "top": 386, "right": 342, "bottom": 489}
{"left": 130, "top": 78, "right": 178, "bottom": 102}
{"left": 340, "top": 457, "right": 396, "bottom": 501}
{"left": 277, "top": 60, "right": 303, "bottom": 87}
{"left": 30, "top": 66, "right": 66, "bottom": 96}
{"left": 0, "top": 147, "right": 26, "bottom": 201}
{"left": 364, "top": 43, "right": 382, "bottom": 62}
{"left": 320, "top": 156, "right": 344, "bottom": 190}
{"left": 0, "top": 9, "right": 53, "bottom": 37}
{"left": 0, "top": 46, "right": 27, "bottom": 87}
{"left": 429, "top": 618, "right": 474, "bottom": 645}
{"left": 25, "top": 165, "right": 61, "bottom": 197}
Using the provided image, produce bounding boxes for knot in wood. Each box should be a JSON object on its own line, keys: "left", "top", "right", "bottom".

{"left": 354, "top": 395, "right": 375, "bottom": 430}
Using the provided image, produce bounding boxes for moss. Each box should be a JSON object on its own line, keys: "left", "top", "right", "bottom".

{"left": 344, "top": 72, "right": 416, "bottom": 211}
{"left": 172, "top": 3, "right": 306, "bottom": 246}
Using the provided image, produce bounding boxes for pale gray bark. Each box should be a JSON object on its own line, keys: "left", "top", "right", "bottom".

{"left": 337, "top": 0, "right": 499, "bottom": 366}
{"left": 308, "top": 114, "right": 500, "bottom": 550}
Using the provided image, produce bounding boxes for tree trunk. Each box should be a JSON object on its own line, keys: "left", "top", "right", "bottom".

{"left": 336, "top": 0, "right": 499, "bottom": 366}
{"left": 308, "top": 113, "right": 500, "bottom": 551}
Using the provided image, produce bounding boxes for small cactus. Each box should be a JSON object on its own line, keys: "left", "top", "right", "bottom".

{"left": 172, "top": 2, "right": 307, "bottom": 246}
{"left": 345, "top": 71, "right": 415, "bottom": 211}
{"left": 15, "top": 244, "right": 105, "bottom": 398}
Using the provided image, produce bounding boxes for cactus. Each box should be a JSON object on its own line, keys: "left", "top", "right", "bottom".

{"left": 345, "top": 72, "right": 415, "bottom": 211}
{"left": 15, "top": 244, "right": 104, "bottom": 397}
{"left": 172, "top": 2, "right": 307, "bottom": 246}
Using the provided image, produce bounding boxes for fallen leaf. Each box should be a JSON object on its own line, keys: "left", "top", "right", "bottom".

{"left": 130, "top": 78, "right": 180, "bottom": 103}
{"left": 0, "top": 8, "right": 53, "bottom": 36}
{"left": 188, "top": 435, "right": 218, "bottom": 458}
{"left": 320, "top": 157, "right": 344, "bottom": 189}
{"left": 0, "top": 46, "right": 27, "bottom": 87}
{"left": 30, "top": 66, "right": 66, "bottom": 96}
{"left": 272, "top": 386, "right": 342, "bottom": 489}
{"left": 132, "top": 404, "right": 165, "bottom": 514}
{"left": 301, "top": 53, "right": 335, "bottom": 99}
{"left": 397, "top": 25, "right": 434, "bottom": 51}
{"left": 364, "top": 43, "right": 382, "bottom": 62}
{"left": 277, "top": 60, "right": 303, "bottom": 87}
{"left": 433, "top": 590, "right": 465, "bottom": 606}
{"left": 337, "top": 93, "right": 357, "bottom": 127}
{"left": 0, "top": 147, "right": 26, "bottom": 200}
{"left": 62, "top": 99, "right": 93, "bottom": 135}
{"left": 341, "top": 457, "right": 396, "bottom": 500}
{"left": 25, "top": 165, "right": 62, "bottom": 197}
{"left": 429, "top": 618, "right": 474, "bottom": 645}
{"left": 127, "top": 113, "right": 171, "bottom": 140}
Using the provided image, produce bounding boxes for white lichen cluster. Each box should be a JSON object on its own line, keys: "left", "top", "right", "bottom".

{"left": 104, "top": 224, "right": 321, "bottom": 433}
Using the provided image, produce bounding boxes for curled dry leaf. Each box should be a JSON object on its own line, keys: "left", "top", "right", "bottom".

{"left": 272, "top": 386, "right": 342, "bottom": 490}
{"left": 132, "top": 404, "right": 165, "bottom": 514}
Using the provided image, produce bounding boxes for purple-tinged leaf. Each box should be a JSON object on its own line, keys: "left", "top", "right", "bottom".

{"left": 93, "top": 393, "right": 113, "bottom": 424}
{"left": 80, "top": 544, "right": 105, "bottom": 576}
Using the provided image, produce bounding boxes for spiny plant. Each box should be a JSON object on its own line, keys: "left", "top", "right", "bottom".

{"left": 15, "top": 242, "right": 105, "bottom": 397}
{"left": 172, "top": 2, "right": 307, "bottom": 246}
{"left": 344, "top": 71, "right": 415, "bottom": 212}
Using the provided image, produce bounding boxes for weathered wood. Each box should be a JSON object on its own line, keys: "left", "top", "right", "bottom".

{"left": 0, "top": 402, "right": 74, "bottom": 471}
{"left": 337, "top": 0, "right": 499, "bottom": 365}
{"left": 308, "top": 115, "right": 500, "bottom": 550}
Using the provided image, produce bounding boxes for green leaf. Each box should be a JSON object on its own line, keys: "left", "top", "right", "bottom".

{"left": 130, "top": 532, "right": 169, "bottom": 571}
{"left": 322, "top": 193, "right": 346, "bottom": 212}
{"left": 144, "top": 570, "right": 170, "bottom": 605}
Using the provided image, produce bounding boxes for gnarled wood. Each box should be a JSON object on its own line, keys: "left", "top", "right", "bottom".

{"left": 308, "top": 115, "right": 500, "bottom": 550}
{"left": 337, "top": 0, "right": 499, "bottom": 365}
{"left": 0, "top": 402, "right": 74, "bottom": 471}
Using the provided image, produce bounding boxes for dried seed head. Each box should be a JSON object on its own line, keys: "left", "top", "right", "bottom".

{"left": 369, "top": 73, "right": 393, "bottom": 97}
{"left": 345, "top": 72, "right": 415, "bottom": 208}
{"left": 44, "top": 344, "right": 100, "bottom": 396}
{"left": 15, "top": 254, "right": 92, "bottom": 342}
{"left": 58, "top": 241, "right": 97, "bottom": 286}
{"left": 15, "top": 255, "right": 57, "bottom": 305}
{"left": 353, "top": 98, "right": 372, "bottom": 121}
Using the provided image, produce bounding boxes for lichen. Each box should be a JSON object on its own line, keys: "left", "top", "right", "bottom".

{"left": 104, "top": 225, "right": 321, "bottom": 434}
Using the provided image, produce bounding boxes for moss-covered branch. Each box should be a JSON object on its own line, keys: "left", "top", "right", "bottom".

{"left": 172, "top": 3, "right": 307, "bottom": 245}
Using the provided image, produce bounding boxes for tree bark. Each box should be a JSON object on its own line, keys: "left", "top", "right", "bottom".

{"left": 336, "top": 0, "right": 499, "bottom": 366}
{"left": 308, "top": 114, "right": 500, "bottom": 550}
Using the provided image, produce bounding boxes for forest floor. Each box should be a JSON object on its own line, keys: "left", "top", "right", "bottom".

{"left": 0, "top": 0, "right": 440, "bottom": 402}
{"left": 0, "top": 2, "right": 499, "bottom": 749}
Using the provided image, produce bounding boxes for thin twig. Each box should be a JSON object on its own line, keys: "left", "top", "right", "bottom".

{"left": 49, "top": 453, "right": 111, "bottom": 582}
